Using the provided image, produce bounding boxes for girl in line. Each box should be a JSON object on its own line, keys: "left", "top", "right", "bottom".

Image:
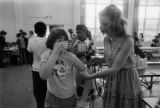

{"left": 40, "top": 28, "right": 90, "bottom": 108}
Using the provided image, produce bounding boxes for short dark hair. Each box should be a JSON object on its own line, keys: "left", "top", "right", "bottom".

{"left": 34, "top": 21, "right": 47, "bottom": 37}
{"left": 76, "top": 24, "right": 92, "bottom": 40}
{"left": 19, "top": 29, "right": 23, "bottom": 33}
{"left": 76, "top": 24, "right": 88, "bottom": 32}
{"left": 0, "top": 30, "right": 7, "bottom": 35}
{"left": 46, "top": 28, "right": 69, "bottom": 50}
{"left": 16, "top": 33, "right": 20, "bottom": 38}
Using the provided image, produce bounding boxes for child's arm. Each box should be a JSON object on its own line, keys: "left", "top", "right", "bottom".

{"left": 40, "top": 50, "right": 59, "bottom": 80}
{"left": 77, "top": 69, "right": 92, "bottom": 108}
{"left": 70, "top": 53, "right": 92, "bottom": 107}
{"left": 70, "top": 53, "right": 90, "bottom": 79}
{"left": 81, "top": 79, "right": 92, "bottom": 101}
{"left": 81, "top": 67, "right": 98, "bottom": 101}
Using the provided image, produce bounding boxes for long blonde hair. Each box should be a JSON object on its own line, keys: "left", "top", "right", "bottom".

{"left": 99, "top": 4, "right": 127, "bottom": 37}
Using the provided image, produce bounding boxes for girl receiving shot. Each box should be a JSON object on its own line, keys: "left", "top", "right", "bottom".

{"left": 40, "top": 28, "right": 90, "bottom": 108}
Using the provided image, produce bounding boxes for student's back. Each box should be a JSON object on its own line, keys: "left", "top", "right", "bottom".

{"left": 28, "top": 36, "right": 47, "bottom": 70}
{"left": 27, "top": 21, "right": 47, "bottom": 108}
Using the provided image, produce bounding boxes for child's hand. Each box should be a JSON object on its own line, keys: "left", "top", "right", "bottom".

{"left": 54, "top": 41, "right": 68, "bottom": 54}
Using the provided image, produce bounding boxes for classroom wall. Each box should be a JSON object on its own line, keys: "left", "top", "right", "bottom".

{"left": 0, "top": 0, "right": 17, "bottom": 42}
{"left": 0, "top": 0, "right": 80, "bottom": 42}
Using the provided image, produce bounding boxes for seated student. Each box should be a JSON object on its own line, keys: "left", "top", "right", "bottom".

{"left": 134, "top": 45, "right": 145, "bottom": 58}
{"left": 133, "top": 32, "right": 140, "bottom": 46}
{"left": 40, "top": 28, "right": 90, "bottom": 108}
{"left": 134, "top": 45, "right": 147, "bottom": 75}
{"left": 155, "top": 33, "right": 160, "bottom": 42}
{"left": 138, "top": 33, "right": 144, "bottom": 47}
{"left": 151, "top": 39, "right": 160, "bottom": 47}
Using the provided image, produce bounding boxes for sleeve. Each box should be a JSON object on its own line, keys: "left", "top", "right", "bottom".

{"left": 27, "top": 38, "right": 32, "bottom": 52}
{"left": 41, "top": 51, "right": 50, "bottom": 63}
{"left": 69, "top": 52, "right": 85, "bottom": 72}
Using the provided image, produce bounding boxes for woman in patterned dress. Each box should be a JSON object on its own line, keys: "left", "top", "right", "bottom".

{"left": 88, "top": 4, "right": 146, "bottom": 108}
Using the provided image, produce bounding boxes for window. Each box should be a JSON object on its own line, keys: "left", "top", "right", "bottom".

{"left": 138, "top": 0, "right": 160, "bottom": 41}
{"left": 81, "top": 0, "right": 123, "bottom": 46}
{"left": 82, "top": 0, "right": 160, "bottom": 46}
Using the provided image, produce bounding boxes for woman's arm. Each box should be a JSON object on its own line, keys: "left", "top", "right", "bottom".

{"left": 89, "top": 38, "right": 133, "bottom": 79}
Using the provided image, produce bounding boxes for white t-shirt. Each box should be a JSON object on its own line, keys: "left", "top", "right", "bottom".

{"left": 27, "top": 36, "right": 47, "bottom": 72}
{"left": 41, "top": 50, "right": 77, "bottom": 98}
{"left": 73, "top": 40, "right": 88, "bottom": 52}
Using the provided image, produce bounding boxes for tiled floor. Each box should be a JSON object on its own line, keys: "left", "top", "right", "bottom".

{"left": 0, "top": 64, "right": 160, "bottom": 108}
{"left": 0, "top": 65, "right": 36, "bottom": 108}
{"left": 141, "top": 64, "right": 160, "bottom": 108}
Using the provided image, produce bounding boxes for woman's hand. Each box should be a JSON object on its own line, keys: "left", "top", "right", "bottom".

{"left": 79, "top": 68, "right": 92, "bottom": 79}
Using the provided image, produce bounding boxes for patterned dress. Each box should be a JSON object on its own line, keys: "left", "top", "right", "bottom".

{"left": 103, "top": 36, "right": 145, "bottom": 108}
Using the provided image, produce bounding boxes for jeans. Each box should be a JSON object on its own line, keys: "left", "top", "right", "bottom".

{"left": 45, "top": 90, "right": 77, "bottom": 108}
{"left": 32, "top": 71, "right": 47, "bottom": 108}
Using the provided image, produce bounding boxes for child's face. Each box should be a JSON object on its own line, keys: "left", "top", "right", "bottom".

{"left": 76, "top": 30, "right": 87, "bottom": 42}
{"left": 56, "top": 36, "right": 66, "bottom": 43}
{"left": 56, "top": 35, "right": 69, "bottom": 49}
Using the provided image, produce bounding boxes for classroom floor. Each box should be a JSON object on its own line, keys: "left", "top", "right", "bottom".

{"left": 0, "top": 65, "right": 36, "bottom": 108}
{"left": 0, "top": 64, "right": 160, "bottom": 108}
